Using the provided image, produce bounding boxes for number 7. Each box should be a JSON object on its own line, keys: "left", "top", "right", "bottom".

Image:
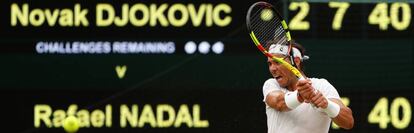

{"left": 329, "top": 2, "right": 350, "bottom": 30}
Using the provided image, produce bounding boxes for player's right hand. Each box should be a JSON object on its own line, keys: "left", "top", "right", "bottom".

{"left": 310, "top": 90, "right": 328, "bottom": 109}
{"left": 296, "top": 79, "right": 314, "bottom": 100}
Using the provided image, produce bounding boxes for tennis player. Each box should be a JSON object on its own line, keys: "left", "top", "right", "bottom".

{"left": 262, "top": 41, "right": 354, "bottom": 133}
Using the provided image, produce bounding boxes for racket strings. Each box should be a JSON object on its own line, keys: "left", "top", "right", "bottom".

{"left": 250, "top": 8, "right": 276, "bottom": 35}
{"left": 251, "top": 15, "right": 277, "bottom": 48}
{"left": 249, "top": 7, "right": 287, "bottom": 49}
{"left": 251, "top": 11, "right": 276, "bottom": 43}
{"left": 251, "top": 9, "right": 279, "bottom": 36}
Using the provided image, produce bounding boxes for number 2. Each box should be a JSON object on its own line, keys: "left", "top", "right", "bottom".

{"left": 289, "top": 2, "right": 310, "bottom": 30}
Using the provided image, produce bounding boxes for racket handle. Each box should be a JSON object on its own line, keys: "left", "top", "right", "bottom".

{"left": 298, "top": 77, "right": 306, "bottom": 81}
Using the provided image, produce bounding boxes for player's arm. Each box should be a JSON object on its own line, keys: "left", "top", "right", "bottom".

{"left": 329, "top": 98, "right": 354, "bottom": 129}
{"left": 310, "top": 92, "right": 354, "bottom": 129}
{"left": 265, "top": 90, "right": 304, "bottom": 112}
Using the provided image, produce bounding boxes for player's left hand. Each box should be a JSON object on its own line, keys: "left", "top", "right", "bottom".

{"left": 296, "top": 79, "right": 314, "bottom": 100}
{"left": 310, "top": 90, "right": 328, "bottom": 109}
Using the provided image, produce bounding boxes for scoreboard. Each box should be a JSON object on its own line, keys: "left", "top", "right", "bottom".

{"left": 0, "top": 0, "right": 413, "bottom": 133}
{"left": 284, "top": 0, "right": 413, "bottom": 38}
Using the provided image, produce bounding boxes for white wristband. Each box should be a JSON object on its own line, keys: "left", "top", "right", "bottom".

{"left": 284, "top": 90, "right": 301, "bottom": 109}
{"left": 323, "top": 99, "right": 340, "bottom": 118}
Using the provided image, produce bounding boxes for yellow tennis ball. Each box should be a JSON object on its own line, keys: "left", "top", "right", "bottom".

{"left": 63, "top": 116, "right": 80, "bottom": 133}
{"left": 261, "top": 9, "right": 273, "bottom": 21}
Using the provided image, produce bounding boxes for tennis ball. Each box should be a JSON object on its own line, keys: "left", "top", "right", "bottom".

{"left": 63, "top": 116, "right": 80, "bottom": 133}
{"left": 261, "top": 9, "right": 273, "bottom": 21}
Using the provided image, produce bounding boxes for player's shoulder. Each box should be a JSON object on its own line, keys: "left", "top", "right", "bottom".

{"left": 309, "top": 77, "right": 337, "bottom": 91}
{"left": 264, "top": 78, "right": 277, "bottom": 85}
{"left": 309, "top": 77, "right": 335, "bottom": 88}
{"left": 262, "top": 78, "right": 283, "bottom": 93}
{"left": 309, "top": 77, "right": 330, "bottom": 84}
{"left": 263, "top": 78, "right": 280, "bottom": 89}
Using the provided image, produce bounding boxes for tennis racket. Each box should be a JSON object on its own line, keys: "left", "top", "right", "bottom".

{"left": 246, "top": 1, "right": 304, "bottom": 80}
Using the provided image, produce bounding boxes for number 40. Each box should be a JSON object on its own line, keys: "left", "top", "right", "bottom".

{"left": 368, "top": 97, "right": 411, "bottom": 129}
{"left": 368, "top": 3, "right": 411, "bottom": 30}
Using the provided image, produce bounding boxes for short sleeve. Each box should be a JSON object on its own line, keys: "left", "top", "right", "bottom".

{"left": 262, "top": 78, "right": 280, "bottom": 102}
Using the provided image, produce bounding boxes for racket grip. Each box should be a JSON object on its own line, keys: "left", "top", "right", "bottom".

{"left": 298, "top": 77, "right": 306, "bottom": 81}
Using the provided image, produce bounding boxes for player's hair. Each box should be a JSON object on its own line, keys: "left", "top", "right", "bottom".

{"left": 290, "top": 40, "right": 306, "bottom": 71}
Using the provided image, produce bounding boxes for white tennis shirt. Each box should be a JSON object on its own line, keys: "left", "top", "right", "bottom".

{"left": 262, "top": 78, "right": 340, "bottom": 133}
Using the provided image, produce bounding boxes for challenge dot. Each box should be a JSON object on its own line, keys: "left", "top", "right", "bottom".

{"left": 198, "top": 41, "right": 210, "bottom": 54}
{"left": 212, "top": 41, "right": 224, "bottom": 54}
{"left": 184, "top": 41, "right": 197, "bottom": 54}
